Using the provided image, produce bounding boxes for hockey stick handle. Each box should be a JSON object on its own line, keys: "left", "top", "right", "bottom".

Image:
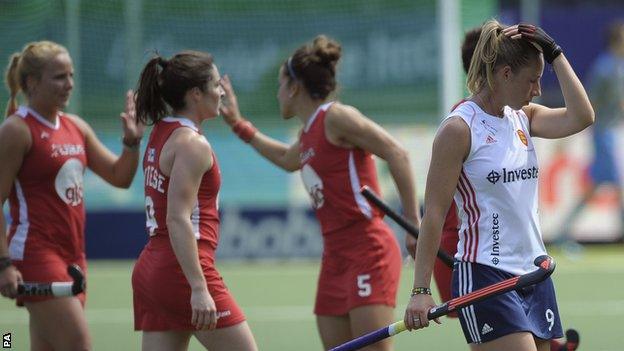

{"left": 17, "top": 264, "right": 85, "bottom": 297}
{"left": 329, "top": 255, "right": 556, "bottom": 351}
{"left": 360, "top": 186, "right": 455, "bottom": 268}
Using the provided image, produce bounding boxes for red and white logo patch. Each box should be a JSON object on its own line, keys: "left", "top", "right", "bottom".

{"left": 486, "top": 135, "right": 497, "bottom": 144}
{"left": 517, "top": 130, "right": 528, "bottom": 146}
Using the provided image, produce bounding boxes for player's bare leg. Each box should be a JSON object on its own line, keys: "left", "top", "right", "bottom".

{"left": 469, "top": 332, "right": 538, "bottom": 351}
{"left": 25, "top": 297, "right": 91, "bottom": 351}
{"left": 536, "top": 337, "right": 551, "bottom": 351}
{"left": 349, "top": 304, "right": 394, "bottom": 351}
{"left": 141, "top": 331, "right": 191, "bottom": 351}
{"left": 194, "top": 321, "right": 257, "bottom": 351}
{"left": 317, "top": 314, "right": 352, "bottom": 350}
{"left": 28, "top": 318, "right": 53, "bottom": 351}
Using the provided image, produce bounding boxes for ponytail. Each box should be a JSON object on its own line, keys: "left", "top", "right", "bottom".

{"left": 467, "top": 21, "right": 503, "bottom": 94}
{"left": 135, "top": 56, "right": 168, "bottom": 125}
{"left": 5, "top": 53, "right": 21, "bottom": 117}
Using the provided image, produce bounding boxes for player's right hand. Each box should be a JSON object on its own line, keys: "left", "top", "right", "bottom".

{"left": 404, "top": 294, "right": 440, "bottom": 331}
{"left": 0, "top": 265, "right": 22, "bottom": 299}
{"left": 190, "top": 287, "right": 218, "bottom": 330}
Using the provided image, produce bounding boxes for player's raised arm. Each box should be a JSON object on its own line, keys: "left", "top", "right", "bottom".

{"left": 70, "top": 89, "right": 144, "bottom": 188}
{"left": 220, "top": 74, "right": 301, "bottom": 172}
{"left": 502, "top": 24, "right": 594, "bottom": 139}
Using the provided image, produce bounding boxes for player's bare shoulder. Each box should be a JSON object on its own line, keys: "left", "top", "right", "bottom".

{"left": 435, "top": 116, "right": 471, "bottom": 159}
{"left": 63, "top": 113, "right": 91, "bottom": 135}
{"left": 170, "top": 127, "right": 211, "bottom": 151}
{"left": 169, "top": 127, "right": 213, "bottom": 168}
{"left": 324, "top": 102, "right": 366, "bottom": 133}
{"left": 0, "top": 114, "right": 32, "bottom": 151}
{"left": 324, "top": 102, "right": 362, "bottom": 124}
{"left": 440, "top": 115, "right": 469, "bottom": 134}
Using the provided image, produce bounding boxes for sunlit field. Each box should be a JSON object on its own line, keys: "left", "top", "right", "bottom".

{"left": 1, "top": 245, "right": 623, "bottom": 350}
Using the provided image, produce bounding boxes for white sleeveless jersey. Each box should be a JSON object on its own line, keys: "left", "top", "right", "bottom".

{"left": 447, "top": 101, "right": 546, "bottom": 275}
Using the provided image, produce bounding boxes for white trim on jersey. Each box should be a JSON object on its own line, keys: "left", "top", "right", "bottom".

{"left": 348, "top": 151, "right": 373, "bottom": 219}
{"left": 456, "top": 169, "right": 481, "bottom": 262}
{"left": 162, "top": 116, "right": 199, "bottom": 132}
{"left": 8, "top": 180, "right": 29, "bottom": 260}
{"left": 303, "top": 101, "right": 335, "bottom": 133}
{"left": 191, "top": 201, "right": 200, "bottom": 240}
{"left": 17, "top": 106, "right": 60, "bottom": 130}
{"left": 459, "top": 262, "right": 482, "bottom": 343}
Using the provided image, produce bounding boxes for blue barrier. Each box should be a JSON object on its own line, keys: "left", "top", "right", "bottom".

{"left": 85, "top": 206, "right": 325, "bottom": 259}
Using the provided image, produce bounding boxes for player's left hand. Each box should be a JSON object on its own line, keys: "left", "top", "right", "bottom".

{"left": 119, "top": 89, "right": 145, "bottom": 142}
{"left": 503, "top": 23, "right": 562, "bottom": 64}
{"left": 219, "top": 75, "right": 244, "bottom": 126}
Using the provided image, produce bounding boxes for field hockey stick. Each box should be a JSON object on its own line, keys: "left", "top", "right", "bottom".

{"left": 17, "top": 264, "right": 85, "bottom": 297}
{"left": 329, "top": 255, "right": 556, "bottom": 351}
{"left": 557, "top": 329, "right": 580, "bottom": 351}
{"left": 360, "top": 186, "right": 455, "bottom": 268}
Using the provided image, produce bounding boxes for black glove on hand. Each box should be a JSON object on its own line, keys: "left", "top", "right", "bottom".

{"left": 518, "top": 23, "right": 562, "bottom": 64}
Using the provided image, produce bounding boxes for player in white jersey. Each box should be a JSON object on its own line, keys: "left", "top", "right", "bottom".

{"left": 404, "top": 20, "right": 594, "bottom": 350}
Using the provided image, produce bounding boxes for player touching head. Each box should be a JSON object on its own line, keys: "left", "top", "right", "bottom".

{"left": 404, "top": 19, "right": 593, "bottom": 350}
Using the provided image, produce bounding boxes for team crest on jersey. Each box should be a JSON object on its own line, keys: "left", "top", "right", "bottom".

{"left": 40, "top": 131, "right": 50, "bottom": 139}
{"left": 516, "top": 130, "right": 528, "bottom": 146}
{"left": 147, "top": 148, "right": 156, "bottom": 163}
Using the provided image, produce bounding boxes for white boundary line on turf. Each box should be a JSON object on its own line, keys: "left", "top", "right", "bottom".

{"left": 2, "top": 300, "right": 624, "bottom": 325}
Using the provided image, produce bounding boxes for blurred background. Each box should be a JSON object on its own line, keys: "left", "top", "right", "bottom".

{"left": 1, "top": 0, "right": 623, "bottom": 350}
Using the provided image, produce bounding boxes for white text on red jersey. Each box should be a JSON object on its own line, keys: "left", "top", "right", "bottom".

{"left": 145, "top": 165, "right": 165, "bottom": 193}
{"left": 50, "top": 143, "right": 85, "bottom": 158}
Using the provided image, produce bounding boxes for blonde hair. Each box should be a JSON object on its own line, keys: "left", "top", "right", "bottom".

{"left": 466, "top": 19, "right": 540, "bottom": 94}
{"left": 4, "top": 41, "right": 69, "bottom": 117}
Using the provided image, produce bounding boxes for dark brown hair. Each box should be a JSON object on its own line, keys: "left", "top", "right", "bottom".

{"left": 135, "top": 51, "right": 214, "bottom": 125}
{"left": 283, "top": 35, "right": 341, "bottom": 100}
{"left": 467, "top": 20, "right": 540, "bottom": 94}
{"left": 461, "top": 27, "right": 482, "bottom": 74}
